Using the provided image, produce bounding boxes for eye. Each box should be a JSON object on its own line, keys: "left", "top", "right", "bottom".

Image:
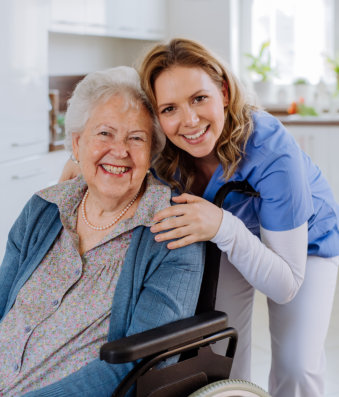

{"left": 129, "top": 134, "right": 147, "bottom": 142}
{"left": 193, "top": 95, "right": 207, "bottom": 104}
{"left": 98, "top": 131, "right": 111, "bottom": 137}
{"left": 160, "top": 105, "right": 175, "bottom": 114}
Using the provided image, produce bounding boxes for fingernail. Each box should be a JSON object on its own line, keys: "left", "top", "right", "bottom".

{"left": 154, "top": 235, "right": 161, "bottom": 241}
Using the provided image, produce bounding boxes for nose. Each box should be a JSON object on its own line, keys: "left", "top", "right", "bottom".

{"left": 182, "top": 105, "right": 199, "bottom": 127}
{"left": 110, "top": 138, "right": 128, "bottom": 158}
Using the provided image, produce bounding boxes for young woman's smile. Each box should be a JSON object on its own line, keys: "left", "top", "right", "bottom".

{"left": 154, "top": 66, "right": 228, "bottom": 159}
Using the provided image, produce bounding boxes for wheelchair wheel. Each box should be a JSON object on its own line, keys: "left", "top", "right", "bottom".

{"left": 188, "top": 379, "right": 271, "bottom": 397}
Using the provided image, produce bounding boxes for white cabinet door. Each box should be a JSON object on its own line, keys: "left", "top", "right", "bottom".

{"left": 287, "top": 125, "right": 339, "bottom": 202}
{"left": 104, "top": 0, "right": 168, "bottom": 39}
{"left": 108, "top": 0, "right": 140, "bottom": 38}
{"left": 85, "top": 0, "right": 108, "bottom": 35}
{"left": 49, "top": 0, "right": 87, "bottom": 33}
{"left": 50, "top": 0, "right": 168, "bottom": 40}
{"left": 0, "top": 150, "right": 69, "bottom": 263}
{"left": 50, "top": 0, "right": 108, "bottom": 35}
{"left": 0, "top": 0, "right": 49, "bottom": 162}
{"left": 138, "top": 0, "right": 167, "bottom": 39}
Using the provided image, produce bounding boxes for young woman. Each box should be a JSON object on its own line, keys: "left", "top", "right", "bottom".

{"left": 138, "top": 38, "right": 339, "bottom": 397}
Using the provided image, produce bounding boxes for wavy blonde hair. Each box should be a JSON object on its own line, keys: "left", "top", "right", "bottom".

{"left": 138, "top": 38, "right": 257, "bottom": 192}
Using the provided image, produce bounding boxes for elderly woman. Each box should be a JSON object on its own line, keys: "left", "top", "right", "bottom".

{"left": 0, "top": 67, "right": 204, "bottom": 396}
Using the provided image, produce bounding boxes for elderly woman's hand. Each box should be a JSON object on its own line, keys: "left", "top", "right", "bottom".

{"left": 59, "top": 158, "right": 81, "bottom": 182}
{"left": 150, "top": 193, "right": 223, "bottom": 249}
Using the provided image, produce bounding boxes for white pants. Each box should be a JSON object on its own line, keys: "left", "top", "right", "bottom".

{"left": 212, "top": 254, "right": 338, "bottom": 397}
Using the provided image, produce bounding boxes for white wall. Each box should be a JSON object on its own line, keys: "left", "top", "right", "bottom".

{"left": 167, "top": 0, "right": 232, "bottom": 65}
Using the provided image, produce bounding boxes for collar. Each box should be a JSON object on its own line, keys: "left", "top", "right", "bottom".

{"left": 37, "top": 173, "right": 172, "bottom": 230}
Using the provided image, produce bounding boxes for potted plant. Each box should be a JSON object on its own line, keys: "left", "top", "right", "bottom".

{"left": 326, "top": 54, "right": 339, "bottom": 95}
{"left": 287, "top": 97, "right": 318, "bottom": 117}
{"left": 293, "top": 77, "right": 312, "bottom": 102}
{"left": 245, "top": 41, "right": 276, "bottom": 103}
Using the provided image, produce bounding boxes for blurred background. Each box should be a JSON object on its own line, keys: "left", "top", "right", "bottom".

{"left": 1, "top": 1, "right": 339, "bottom": 394}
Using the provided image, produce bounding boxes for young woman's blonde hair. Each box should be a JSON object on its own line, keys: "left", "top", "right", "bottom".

{"left": 138, "top": 38, "right": 257, "bottom": 192}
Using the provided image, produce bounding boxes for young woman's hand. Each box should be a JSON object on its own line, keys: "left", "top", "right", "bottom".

{"left": 151, "top": 193, "right": 223, "bottom": 249}
{"left": 59, "top": 158, "right": 81, "bottom": 182}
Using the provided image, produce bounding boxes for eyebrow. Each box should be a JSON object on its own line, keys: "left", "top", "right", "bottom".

{"left": 157, "top": 89, "right": 209, "bottom": 109}
{"left": 94, "top": 123, "right": 117, "bottom": 131}
{"left": 95, "top": 124, "right": 149, "bottom": 135}
{"left": 128, "top": 129, "right": 149, "bottom": 135}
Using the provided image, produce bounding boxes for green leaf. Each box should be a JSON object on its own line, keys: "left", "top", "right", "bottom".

{"left": 244, "top": 41, "right": 276, "bottom": 81}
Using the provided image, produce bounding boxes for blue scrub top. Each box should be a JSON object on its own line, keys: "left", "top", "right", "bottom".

{"left": 203, "top": 111, "right": 339, "bottom": 258}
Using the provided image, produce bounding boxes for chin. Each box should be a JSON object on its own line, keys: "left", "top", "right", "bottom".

{"left": 187, "top": 145, "right": 215, "bottom": 159}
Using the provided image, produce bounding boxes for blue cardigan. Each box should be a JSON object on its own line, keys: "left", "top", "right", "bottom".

{"left": 0, "top": 194, "right": 204, "bottom": 396}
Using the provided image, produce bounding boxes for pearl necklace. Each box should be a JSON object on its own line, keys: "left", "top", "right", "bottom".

{"left": 81, "top": 189, "right": 139, "bottom": 231}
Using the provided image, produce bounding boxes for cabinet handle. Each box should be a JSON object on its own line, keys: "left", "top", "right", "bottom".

{"left": 146, "top": 28, "right": 162, "bottom": 33}
{"left": 11, "top": 140, "right": 45, "bottom": 148}
{"left": 11, "top": 171, "right": 44, "bottom": 181}
{"left": 118, "top": 26, "right": 137, "bottom": 31}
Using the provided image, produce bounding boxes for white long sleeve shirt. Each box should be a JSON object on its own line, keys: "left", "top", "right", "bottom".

{"left": 211, "top": 209, "right": 308, "bottom": 304}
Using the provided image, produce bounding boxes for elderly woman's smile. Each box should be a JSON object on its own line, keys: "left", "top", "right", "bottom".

{"left": 73, "top": 94, "right": 153, "bottom": 208}
{"left": 101, "top": 165, "right": 130, "bottom": 175}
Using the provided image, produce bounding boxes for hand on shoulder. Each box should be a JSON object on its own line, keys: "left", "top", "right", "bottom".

{"left": 150, "top": 193, "right": 223, "bottom": 249}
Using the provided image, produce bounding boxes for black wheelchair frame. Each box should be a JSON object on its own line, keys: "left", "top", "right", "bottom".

{"left": 100, "top": 181, "right": 269, "bottom": 397}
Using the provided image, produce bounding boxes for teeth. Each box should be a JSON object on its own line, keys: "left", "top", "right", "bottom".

{"left": 102, "top": 165, "right": 129, "bottom": 174}
{"left": 184, "top": 127, "right": 207, "bottom": 140}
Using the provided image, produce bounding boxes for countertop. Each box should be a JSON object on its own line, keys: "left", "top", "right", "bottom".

{"left": 278, "top": 114, "right": 339, "bottom": 126}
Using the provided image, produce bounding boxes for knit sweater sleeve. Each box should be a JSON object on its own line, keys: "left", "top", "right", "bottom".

{"left": 211, "top": 209, "right": 307, "bottom": 304}
{"left": 0, "top": 199, "right": 30, "bottom": 319}
{"left": 0, "top": 196, "right": 62, "bottom": 321}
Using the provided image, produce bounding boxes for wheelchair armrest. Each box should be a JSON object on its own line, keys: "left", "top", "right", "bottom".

{"left": 100, "top": 310, "right": 227, "bottom": 364}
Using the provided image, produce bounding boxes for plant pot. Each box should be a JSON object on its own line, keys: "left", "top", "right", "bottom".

{"left": 294, "top": 84, "right": 312, "bottom": 103}
{"left": 253, "top": 81, "right": 273, "bottom": 105}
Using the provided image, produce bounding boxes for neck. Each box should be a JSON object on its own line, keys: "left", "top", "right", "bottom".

{"left": 194, "top": 153, "right": 220, "bottom": 181}
{"left": 190, "top": 155, "right": 219, "bottom": 196}
{"left": 86, "top": 192, "right": 136, "bottom": 216}
{"left": 85, "top": 183, "right": 145, "bottom": 222}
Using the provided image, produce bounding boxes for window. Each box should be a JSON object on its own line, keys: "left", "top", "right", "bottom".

{"left": 246, "top": 0, "right": 334, "bottom": 85}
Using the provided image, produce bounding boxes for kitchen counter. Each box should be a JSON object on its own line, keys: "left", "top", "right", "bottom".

{"left": 278, "top": 114, "right": 339, "bottom": 126}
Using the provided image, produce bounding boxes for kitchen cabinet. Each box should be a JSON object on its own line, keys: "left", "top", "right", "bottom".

{"left": 0, "top": 0, "right": 51, "bottom": 261}
{"left": 0, "top": 0, "right": 49, "bottom": 163}
{"left": 50, "top": 0, "right": 107, "bottom": 35}
{"left": 49, "top": 0, "right": 168, "bottom": 40}
{"left": 139, "top": 0, "right": 168, "bottom": 39}
{"left": 110, "top": 0, "right": 167, "bottom": 40}
{"left": 0, "top": 150, "right": 69, "bottom": 262}
{"left": 285, "top": 123, "right": 339, "bottom": 202}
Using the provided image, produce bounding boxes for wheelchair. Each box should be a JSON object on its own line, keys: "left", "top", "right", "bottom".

{"left": 100, "top": 181, "right": 271, "bottom": 397}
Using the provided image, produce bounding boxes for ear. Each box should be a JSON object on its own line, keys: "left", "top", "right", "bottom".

{"left": 221, "top": 80, "right": 229, "bottom": 107}
{"left": 72, "top": 132, "right": 81, "bottom": 162}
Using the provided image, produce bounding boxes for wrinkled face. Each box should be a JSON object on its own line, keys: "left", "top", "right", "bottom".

{"left": 72, "top": 95, "right": 152, "bottom": 201}
{"left": 154, "top": 66, "right": 228, "bottom": 160}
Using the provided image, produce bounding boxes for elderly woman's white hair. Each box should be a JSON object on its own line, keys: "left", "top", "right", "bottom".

{"left": 64, "top": 66, "right": 165, "bottom": 158}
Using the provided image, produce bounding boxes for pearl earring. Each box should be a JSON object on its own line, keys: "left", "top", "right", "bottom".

{"left": 71, "top": 154, "right": 80, "bottom": 165}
